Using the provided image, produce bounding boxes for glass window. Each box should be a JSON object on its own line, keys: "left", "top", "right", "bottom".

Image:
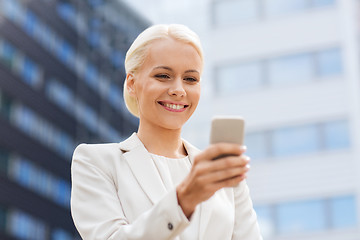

{"left": 24, "top": 10, "right": 38, "bottom": 36}
{"left": 46, "top": 79, "right": 75, "bottom": 114}
{"left": 245, "top": 132, "right": 268, "bottom": 160}
{"left": 52, "top": 228, "right": 73, "bottom": 240}
{"left": 272, "top": 124, "right": 319, "bottom": 157}
{"left": 1, "top": 41, "right": 16, "bottom": 68}
{"left": 217, "top": 62, "right": 262, "bottom": 95}
{"left": 56, "top": 2, "right": 76, "bottom": 23}
{"left": 331, "top": 195, "right": 357, "bottom": 228}
{"left": 22, "top": 57, "right": 42, "bottom": 88}
{"left": 317, "top": 48, "right": 343, "bottom": 77}
{"left": 213, "top": 0, "right": 258, "bottom": 26}
{"left": 312, "top": 0, "right": 336, "bottom": 7}
{"left": 264, "top": 0, "right": 308, "bottom": 16}
{"left": 268, "top": 53, "right": 313, "bottom": 85}
{"left": 323, "top": 120, "right": 350, "bottom": 150}
{"left": 57, "top": 40, "right": 75, "bottom": 66}
{"left": 8, "top": 210, "right": 48, "bottom": 240}
{"left": 277, "top": 199, "right": 326, "bottom": 234}
{"left": 85, "top": 63, "right": 99, "bottom": 89}
{"left": 88, "top": 30, "right": 100, "bottom": 47}
{"left": 108, "top": 84, "right": 123, "bottom": 110}
{"left": 254, "top": 205, "right": 275, "bottom": 237}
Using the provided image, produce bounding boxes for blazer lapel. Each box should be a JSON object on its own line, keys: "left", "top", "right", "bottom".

{"left": 183, "top": 140, "right": 213, "bottom": 240}
{"left": 119, "top": 133, "right": 167, "bottom": 205}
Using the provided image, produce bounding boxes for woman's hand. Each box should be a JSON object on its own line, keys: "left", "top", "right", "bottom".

{"left": 176, "top": 143, "right": 250, "bottom": 218}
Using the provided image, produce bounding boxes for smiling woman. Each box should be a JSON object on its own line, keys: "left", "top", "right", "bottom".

{"left": 71, "top": 24, "right": 262, "bottom": 240}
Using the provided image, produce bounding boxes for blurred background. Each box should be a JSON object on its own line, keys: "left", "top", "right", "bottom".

{"left": 0, "top": 0, "right": 359, "bottom": 239}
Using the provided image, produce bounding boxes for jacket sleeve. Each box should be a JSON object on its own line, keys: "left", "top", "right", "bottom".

{"left": 70, "top": 144, "right": 190, "bottom": 240}
{"left": 231, "top": 181, "right": 263, "bottom": 240}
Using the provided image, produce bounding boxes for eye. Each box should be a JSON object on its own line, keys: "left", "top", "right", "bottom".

{"left": 155, "top": 74, "right": 170, "bottom": 79}
{"left": 184, "top": 77, "right": 198, "bottom": 83}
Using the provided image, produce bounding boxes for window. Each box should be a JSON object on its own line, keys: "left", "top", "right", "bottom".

{"left": 277, "top": 199, "right": 326, "bottom": 234}
{"left": 254, "top": 194, "right": 356, "bottom": 236}
{"left": 22, "top": 57, "right": 43, "bottom": 89}
{"left": 75, "top": 100, "right": 98, "bottom": 132}
{"left": 45, "top": 79, "right": 75, "bottom": 114}
{"left": 268, "top": 53, "right": 313, "bottom": 85}
{"left": 52, "top": 228, "right": 73, "bottom": 240}
{"left": 254, "top": 206, "right": 275, "bottom": 237}
{"left": 56, "top": 2, "right": 76, "bottom": 23}
{"left": 312, "top": 0, "right": 336, "bottom": 7}
{"left": 323, "top": 120, "right": 350, "bottom": 150}
{"left": 316, "top": 48, "right": 342, "bottom": 77}
{"left": 8, "top": 209, "right": 48, "bottom": 240}
{"left": 213, "top": 0, "right": 258, "bottom": 26}
{"left": 245, "top": 132, "right": 268, "bottom": 160}
{"left": 9, "top": 156, "right": 71, "bottom": 208}
{"left": 272, "top": 124, "right": 319, "bottom": 157}
{"left": 330, "top": 195, "right": 357, "bottom": 228}
{"left": 11, "top": 103, "right": 75, "bottom": 158}
{"left": 24, "top": 10, "right": 39, "bottom": 36}
{"left": 264, "top": 0, "right": 307, "bottom": 16}
{"left": 216, "top": 62, "right": 262, "bottom": 95}
{"left": 85, "top": 63, "right": 99, "bottom": 89}
{"left": 0, "top": 40, "right": 16, "bottom": 68}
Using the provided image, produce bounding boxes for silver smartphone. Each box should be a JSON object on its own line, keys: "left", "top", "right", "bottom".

{"left": 210, "top": 116, "right": 245, "bottom": 160}
{"left": 210, "top": 116, "right": 245, "bottom": 145}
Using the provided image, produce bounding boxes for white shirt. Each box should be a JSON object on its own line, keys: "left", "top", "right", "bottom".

{"left": 151, "top": 153, "right": 200, "bottom": 240}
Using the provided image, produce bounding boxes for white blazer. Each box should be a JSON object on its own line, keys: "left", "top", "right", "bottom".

{"left": 71, "top": 133, "right": 262, "bottom": 240}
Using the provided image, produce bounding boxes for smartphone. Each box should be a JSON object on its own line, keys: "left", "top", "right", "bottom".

{"left": 210, "top": 116, "right": 245, "bottom": 160}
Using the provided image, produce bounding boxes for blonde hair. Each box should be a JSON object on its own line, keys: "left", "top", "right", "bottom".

{"left": 123, "top": 24, "right": 204, "bottom": 117}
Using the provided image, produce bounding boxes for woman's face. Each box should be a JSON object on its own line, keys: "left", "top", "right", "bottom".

{"left": 128, "top": 37, "right": 202, "bottom": 131}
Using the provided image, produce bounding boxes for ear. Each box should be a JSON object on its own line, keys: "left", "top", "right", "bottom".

{"left": 126, "top": 73, "right": 136, "bottom": 97}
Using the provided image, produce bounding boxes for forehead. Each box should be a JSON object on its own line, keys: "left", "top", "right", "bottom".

{"left": 143, "top": 38, "right": 202, "bottom": 71}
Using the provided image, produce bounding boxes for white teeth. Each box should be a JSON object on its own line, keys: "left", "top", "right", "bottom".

{"left": 165, "top": 103, "right": 185, "bottom": 110}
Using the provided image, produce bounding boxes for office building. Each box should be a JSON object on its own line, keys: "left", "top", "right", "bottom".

{"left": 156, "top": 0, "right": 360, "bottom": 239}
{"left": 0, "top": 0, "right": 147, "bottom": 239}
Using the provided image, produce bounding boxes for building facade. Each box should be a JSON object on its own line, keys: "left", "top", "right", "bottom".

{"left": 176, "top": 0, "right": 360, "bottom": 239}
{"left": 0, "top": 0, "right": 147, "bottom": 239}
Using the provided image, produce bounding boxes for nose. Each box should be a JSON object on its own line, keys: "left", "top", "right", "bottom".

{"left": 168, "top": 78, "right": 186, "bottom": 97}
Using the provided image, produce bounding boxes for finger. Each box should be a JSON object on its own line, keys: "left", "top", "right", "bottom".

{"left": 195, "top": 143, "right": 246, "bottom": 162}
{"left": 199, "top": 165, "right": 250, "bottom": 183}
{"left": 207, "top": 155, "right": 251, "bottom": 172}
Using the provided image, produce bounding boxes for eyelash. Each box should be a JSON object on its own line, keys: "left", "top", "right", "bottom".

{"left": 154, "top": 74, "right": 198, "bottom": 83}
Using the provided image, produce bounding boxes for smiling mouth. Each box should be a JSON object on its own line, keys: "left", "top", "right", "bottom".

{"left": 158, "top": 101, "right": 189, "bottom": 110}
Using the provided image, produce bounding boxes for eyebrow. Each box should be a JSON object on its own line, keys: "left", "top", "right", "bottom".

{"left": 153, "top": 66, "right": 200, "bottom": 74}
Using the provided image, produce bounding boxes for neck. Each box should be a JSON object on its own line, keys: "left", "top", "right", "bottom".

{"left": 137, "top": 120, "right": 187, "bottom": 158}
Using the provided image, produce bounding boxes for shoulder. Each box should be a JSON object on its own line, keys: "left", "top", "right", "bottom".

{"left": 74, "top": 142, "right": 121, "bottom": 156}
{"left": 72, "top": 142, "right": 125, "bottom": 173}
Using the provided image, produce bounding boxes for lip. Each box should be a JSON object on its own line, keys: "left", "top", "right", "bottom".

{"left": 157, "top": 100, "right": 189, "bottom": 112}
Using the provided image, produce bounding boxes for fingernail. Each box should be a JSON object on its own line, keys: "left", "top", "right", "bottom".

{"left": 246, "top": 164, "right": 251, "bottom": 169}
{"left": 240, "top": 145, "right": 247, "bottom": 151}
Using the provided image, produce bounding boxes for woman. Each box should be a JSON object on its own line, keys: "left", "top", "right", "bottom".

{"left": 71, "top": 24, "right": 262, "bottom": 240}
